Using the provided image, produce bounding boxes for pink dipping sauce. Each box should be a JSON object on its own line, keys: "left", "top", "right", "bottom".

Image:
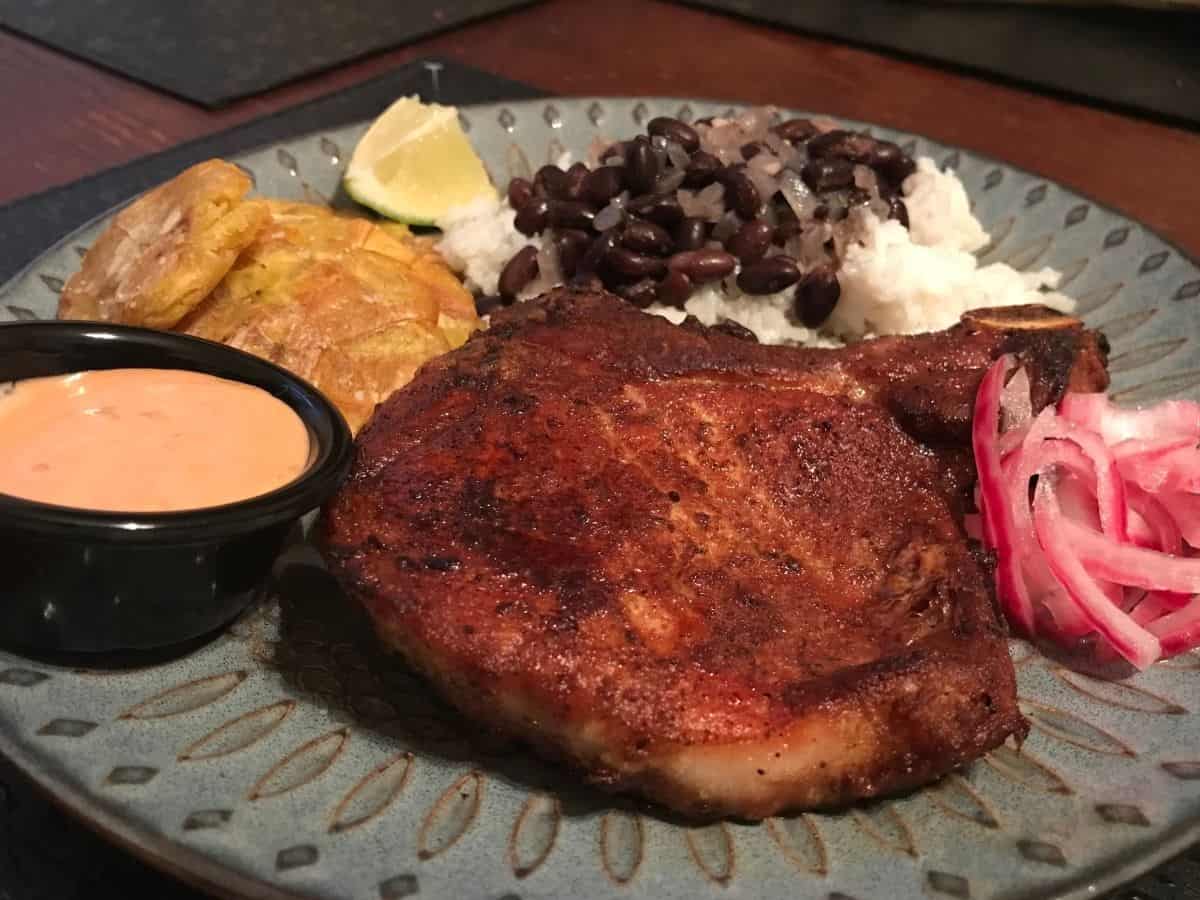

{"left": 0, "top": 368, "right": 310, "bottom": 512}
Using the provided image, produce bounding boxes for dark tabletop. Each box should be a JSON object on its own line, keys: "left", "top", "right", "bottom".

{"left": 2, "top": 0, "right": 1199, "bottom": 258}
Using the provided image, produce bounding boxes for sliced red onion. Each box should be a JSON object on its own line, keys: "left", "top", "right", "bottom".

{"left": 1132, "top": 591, "right": 1192, "bottom": 626}
{"left": 1057, "top": 514, "right": 1200, "bottom": 594}
{"left": 1030, "top": 415, "right": 1129, "bottom": 542}
{"left": 1002, "top": 434, "right": 1093, "bottom": 637}
{"left": 1111, "top": 435, "right": 1195, "bottom": 461}
{"left": 1032, "top": 480, "right": 1161, "bottom": 669}
{"left": 975, "top": 360, "right": 1200, "bottom": 666}
{"left": 1160, "top": 491, "right": 1200, "bottom": 547}
{"left": 1060, "top": 393, "right": 1200, "bottom": 444}
{"left": 1056, "top": 473, "right": 1124, "bottom": 614}
{"left": 973, "top": 355, "right": 1036, "bottom": 632}
{"left": 1147, "top": 597, "right": 1200, "bottom": 657}
{"left": 1117, "top": 444, "right": 1200, "bottom": 493}
{"left": 1000, "top": 367, "right": 1033, "bottom": 432}
{"left": 1125, "top": 483, "right": 1183, "bottom": 553}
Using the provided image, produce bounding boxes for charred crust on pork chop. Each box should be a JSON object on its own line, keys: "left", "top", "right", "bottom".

{"left": 322, "top": 288, "right": 1107, "bottom": 819}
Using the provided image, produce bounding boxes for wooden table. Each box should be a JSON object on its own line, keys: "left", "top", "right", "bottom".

{"left": 2, "top": 0, "right": 1199, "bottom": 259}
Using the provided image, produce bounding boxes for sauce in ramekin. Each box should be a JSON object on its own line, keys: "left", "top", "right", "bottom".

{"left": 0, "top": 368, "right": 310, "bottom": 512}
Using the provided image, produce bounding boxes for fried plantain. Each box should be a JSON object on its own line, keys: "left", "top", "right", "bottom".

{"left": 61, "top": 164, "right": 480, "bottom": 434}
{"left": 179, "top": 200, "right": 473, "bottom": 432}
{"left": 59, "top": 160, "right": 268, "bottom": 329}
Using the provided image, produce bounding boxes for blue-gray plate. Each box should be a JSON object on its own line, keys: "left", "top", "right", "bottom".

{"left": 1, "top": 98, "right": 1199, "bottom": 900}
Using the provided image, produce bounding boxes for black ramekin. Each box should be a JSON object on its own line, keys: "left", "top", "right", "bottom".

{"left": 0, "top": 321, "right": 353, "bottom": 654}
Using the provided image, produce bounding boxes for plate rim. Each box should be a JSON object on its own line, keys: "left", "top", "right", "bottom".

{"left": 5, "top": 94, "right": 1199, "bottom": 302}
{"left": 2, "top": 95, "right": 1199, "bottom": 900}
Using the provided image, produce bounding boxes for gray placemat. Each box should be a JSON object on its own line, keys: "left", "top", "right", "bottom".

{"left": 681, "top": 0, "right": 1200, "bottom": 127}
{"left": 0, "top": 58, "right": 545, "bottom": 286}
{"left": 0, "top": 0, "right": 539, "bottom": 107}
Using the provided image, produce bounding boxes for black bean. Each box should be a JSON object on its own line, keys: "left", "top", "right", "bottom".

{"left": 625, "top": 140, "right": 660, "bottom": 194}
{"left": 806, "top": 130, "right": 916, "bottom": 187}
{"left": 805, "top": 129, "right": 867, "bottom": 160}
{"left": 772, "top": 202, "right": 801, "bottom": 245}
{"left": 674, "top": 217, "right": 709, "bottom": 251}
{"left": 563, "top": 162, "right": 591, "bottom": 201}
{"left": 876, "top": 147, "right": 916, "bottom": 187}
{"left": 668, "top": 249, "right": 737, "bottom": 283}
{"left": 606, "top": 247, "right": 668, "bottom": 280}
{"left": 647, "top": 116, "right": 700, "bottom": 153}
{"left": 657, "top": 269, "right": 693, "bottom": 308}
{"left": 626, "top": 193, "right": 684, "bottom": 227}
{"left": 888, "top": 196, "right": 910, "bottom": 229}
{"left": 498, "top": 245, "right": 539, "bottom": 300}
{"left": 775, "top": 199, "right": 800, "bottom": 224}
{"left": 534, "top": 164, "right": 570, "bottom": 199}
{"left": 581, "top": 165, "right": 625, "bottom": 206}
{"left": 711, "top": 319, "right": 759, "bottom": 342}
{"left": 737, "top": 255, "right": 801, "bottom": 295}
{"left": 554, "top": 229, "right": 591, "bottom": 277}
{"left": 507, "top": 177, "right": 534, "bottom": 211}
{"left": 801, "top": 158, "right": 856, "bottom": 193}
{"left": 717, "top": 166, "right": 762, "bottom": 219}
{"left": 692, "top": 116, "right": 715, "bottom": 128}
{"left": 726, "top": 219, "right": 774, "bottom": 264}
{"left": 514, "top": 197, "right": 550, "bottom": 236}
{"left": 548, "top": 200, "right": 596, "bottom": 231}
{"left": 579, "top": 228, "right": 620, "bottom": 276}
{"left": 475, "top": 293, "right": 507, "bottom": 315}
{"left": 772, "top": 118, "right": 819, "bottom": 143}
{"left": 617, "top": 279, "right": 659, "bottom": 309}
{"left": 773, "top": 220, "right": 801, "bottom": 245}
{"left": 622, "top": 219, "right": 673, "bottom": 256}
{"left": 599, "top": 142, "right": 624, "bottom": 164}
{"left": 740, "top": 142, "right": 766, "bottom": 161}
{"left": 794, "top": 266, "right": 841, "bottom": 327}
{"left": 684, "top": 151, "right": 721, "bottom": 188}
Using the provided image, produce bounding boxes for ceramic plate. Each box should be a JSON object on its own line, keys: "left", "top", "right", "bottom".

{"left": 2, "top": 98, "right": 1199, "bottom": 900}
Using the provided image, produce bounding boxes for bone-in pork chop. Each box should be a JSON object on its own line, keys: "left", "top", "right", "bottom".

{"left": 322, "top": 289, "right": 1108, "bottom": 819}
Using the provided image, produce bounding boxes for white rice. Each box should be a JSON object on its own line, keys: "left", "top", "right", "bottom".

{"left": 435, "top": 156, "right": 1074, "bottom": 345}
{"left": 435, "top": 198, "right": 543, "bottom": 296}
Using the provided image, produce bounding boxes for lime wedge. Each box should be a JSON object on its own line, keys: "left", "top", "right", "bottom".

{"left": 344, "top": 96, "right": 496, "bottom": 226}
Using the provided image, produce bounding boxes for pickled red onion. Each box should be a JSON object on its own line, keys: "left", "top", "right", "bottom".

{"left": 971, "top": 357, "right": 1200, "bottom": 668}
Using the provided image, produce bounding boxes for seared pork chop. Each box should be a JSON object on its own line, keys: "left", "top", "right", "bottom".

{"left": 323, "top": 289, "right": 1108, "bottom": 819}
